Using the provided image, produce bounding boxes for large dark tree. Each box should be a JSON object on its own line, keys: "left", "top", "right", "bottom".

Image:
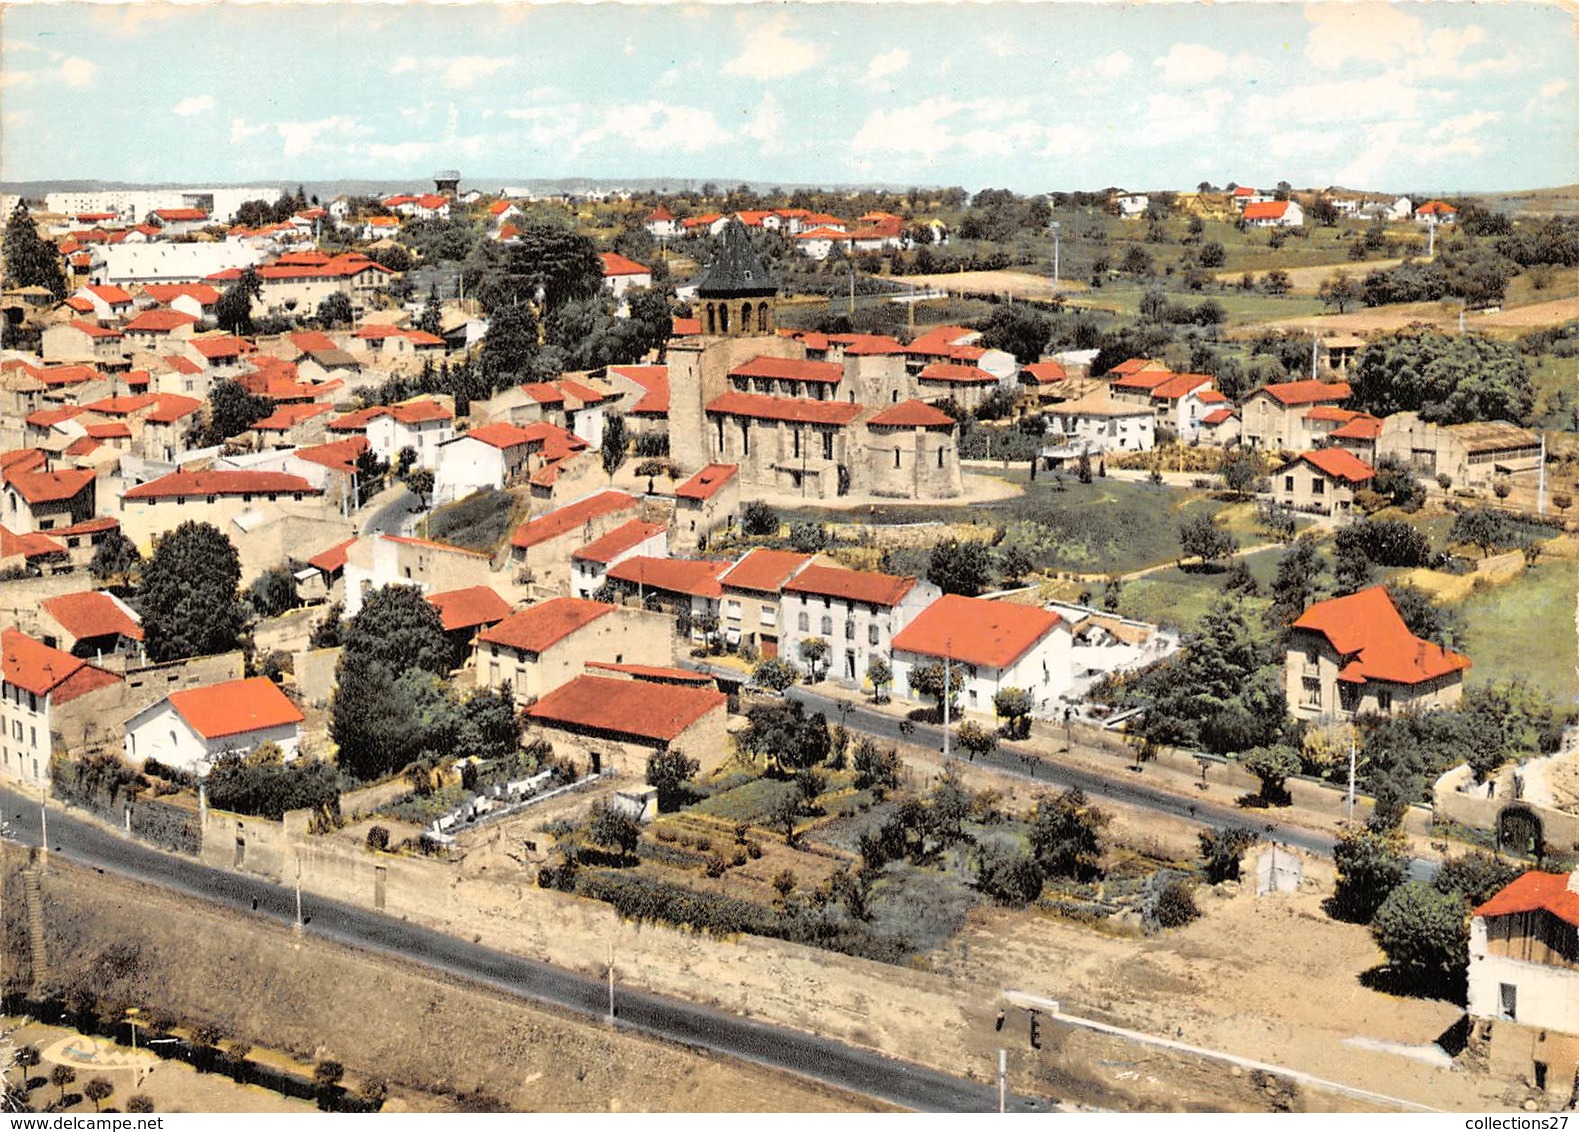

{"left": 501, "top": 221, "right": 604, "bottom": 312}
{"left": 216, "top": 267, "right": 263, "bottom": 336}
{"left": 1028, "top": 787, "right": 1110, "bottom": 881}
{"left": 926, "top": 537, "right": 995, "bottom": 596}
{"left": 979, "top": 304, "right": 1052, "bottom": 365}
{"left": 197, "top": 379, "right": 273, "bottom": 447}
{"left": 136, "top": 522, "right": 245, "bottom": 661}
{"left": 3, "top": 201, "right": 67, "bottom": 298}
{"left": 88, "top": 530, "right": 143, "bottom": 588}
{"left": 735, "top": 699, "right": 830, "bottom": 775}
{"left": 1350, "top": 329, "right": 1534, "bottom": 425}
{"left": 480, "top": 302, "right": 542, "bottom": 378}
{"left": 1142, "top": 598, "right": 1286, "bottom": 755}
{"left": 341, "top": 584, "right": 451, "bottom": 676}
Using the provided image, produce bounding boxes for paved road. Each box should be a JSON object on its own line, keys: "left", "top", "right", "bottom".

{"left": 0, "top": 788, "right": 1052, "bottom": 1113}
{"left": 360, "top": 484, "right": 418, "bottom": 537}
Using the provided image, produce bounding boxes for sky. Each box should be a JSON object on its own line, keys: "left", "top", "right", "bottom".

{"left": 1, "top": 1, "right": 1574, "bottom": 194}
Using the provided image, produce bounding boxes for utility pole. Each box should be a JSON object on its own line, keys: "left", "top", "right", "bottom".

{"left": 1347, "top": 732, "right": 1356, "bottom": 821}
{"left": 294, "top": 854, "right": 304, "bottom": 934}
{"left": 942, "top": 637, "right": 952, "bottom": 760}
{"left": 606, "top": 938, "right": 616, "bottom": 1025}
{"left": 1537, "top": 432, "right": 1548, "bottom": 515}
{"left": 1050, "top": 221, "right": 1061, "bottom": 291}
{"left": 998, "top": 1048, "right": 1007, "bottom": 1114}
{"left": 39, "top": 779, "right": 47, "bottom": 859}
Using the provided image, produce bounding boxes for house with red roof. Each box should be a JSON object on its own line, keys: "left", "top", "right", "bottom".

{"left": 526, "top": 674, "right": 728, "bottom": 772}
{"left": 1414, "top": 200, "right": 1458, "bottom": 226}
{"left": 336, "top": 398, "right": 454, "bottom": 470}
{"left": 250, "top": 401, "right": 336, "bottom": 449}
{"left": 119, "top": 469, "right": 322, "bottom": 550}
{"left": 135, "top": 392, "right": 204, "bottom": 462}
{"left": 1468, "top": 870, "right": 1579, "bottom": 1089}
{"left": 717, "top": 548, "right": 816, "bottom": 657}
{"left": 599, "top": 252, "right": 653, "bottom": 299}
{"left": 1287, "top": 585, "right": 1469, "bottom": 720}
{"left": 434, "top": 419, "right": 589, "bottom": 507}
{"left": 476, "top": 597, "right": 673, "bottom": 708}
{"left": 341, "top": 532, "right": 493, "bottom": 618}
{"left": 671, "top": 463, "right": 739, "bottom": 554}
{"left": 121, "top": 306, "right": 199, "bottom": 352}
{"left": 123, "top": 675, "right": 303, "bottom": 771}
{"left": 644, "top": 204, "right": 678, "bottom": 240}
{"left": 2, "top": 458, "right": 98, "bottom": 535}
{"left": 72, "top": 284, "right": 135, "bottom": 324}
{"left": 38, "top": 590, "right": 143, "bottom": 659}
{"left": 2, "top": 629, "right": 123, "bottom": 786}
{"left": 1239, "top": 380, "right": 1352, "bottom": 451}
{"left": 781, "top": 565, "right": 940, "bottom": 685}
{"left": 139, "top": 282, "right": 221, "bottom": 321}
{"left": 1242, "top": 200, "right": 1304, "bottom": 228}
{"left": 427, "top": 584, "right": 513, "bottom": 661}
{"left": 570, "top": 519, "right": 669, "bottom": 599}
{"left": 1273, "top": 448, "right": 1375, "bottom": 515}
{"left": 605, "top": 365, "right": 669, "bottom": 434}
{"left": 41, "top": 320, "right": 125, "bottom": 366}
{"left": 605, "top": 556, "right": 732, "bottom": 638}
{"left": 509, "top": 489, "right": 641, "bottom": 592}
{"left": 892, "top": 594, "right": 1071, "bottom": 714}
{"left": 1145, "top": 373, "right": 1217, "bottom": 438}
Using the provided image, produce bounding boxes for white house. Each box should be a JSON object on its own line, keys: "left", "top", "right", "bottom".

{"left": 1045, "top": 392, "right": 1156, "bottom": 454}
{"left": 600, "top": 252, "right": 653, "bottom": 299}
{"left": 433, "top": 421, "right": 540, "bottom": 505}
{"left": 643, "top": 205, "right": 678, "bottom": 240}
{"left": 332, "top": 399, "right": 455, "bottom": 469}
{"left": 2, "top": 629, "right": 122, "bottom": 788}
{"left": 570, "top": 519, "right": 669, "bottom": 599}
{"left": 1115, "top": 193, "right": 1150, "bottom": 219}
{"left": 123, "top": 676, "right": 303, "bottom": 773}
{"left": 891, "top": 594, "right": 1072, "bottom": 718}
{"left": 779, "top": 565, "right": 941, "bottom": 686}
{"left": 1242, "top": 200, "right": 1304, "bottom": 228}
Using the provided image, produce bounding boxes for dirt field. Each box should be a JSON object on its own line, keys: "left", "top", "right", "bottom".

{"left": 1214, "top": 258, "right": 1409, "bottom": 293}
{"left": 1244, "top": 294, "right": 1579, "bottom": 337}
{"left": 904, "top": 270, "right": 1086, "bottom": 301}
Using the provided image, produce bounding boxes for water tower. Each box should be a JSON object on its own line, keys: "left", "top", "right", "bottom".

{"left": 434, "top": 169, "right": 461, "bottom": 195}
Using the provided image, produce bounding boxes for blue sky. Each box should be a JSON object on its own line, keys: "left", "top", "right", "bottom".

{"left": 2, "top": 2, "right": 1573, "bottom": 193}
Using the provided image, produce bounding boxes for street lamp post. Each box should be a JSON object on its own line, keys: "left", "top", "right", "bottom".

{"left": 1049, "top": 221, "right": 1062, "bottom": 290}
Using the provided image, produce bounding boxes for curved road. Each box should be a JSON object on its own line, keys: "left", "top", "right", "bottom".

{"left": 0, "top": 787, "right": 1051, "bottom": 1113}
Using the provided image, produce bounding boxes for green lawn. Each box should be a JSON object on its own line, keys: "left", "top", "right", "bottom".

{"left": 1116, "top": 547, "right": 1282, "bottom": 631}
{"left": 1453, "top": 556, "right": 1578, "bottom": 704}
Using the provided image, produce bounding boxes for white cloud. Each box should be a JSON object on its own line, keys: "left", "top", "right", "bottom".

{"left": 442, "top": 56, "right": 510, "bottom": 89}
{"left": 860, "top": 48, "right": 910, "bottom": 90}
{"left": 1540, "top": 78, "right": 1570, "bottom": 100}
{"left": 576, "top": 101, "right": 730, "bottom": 154}
{"left": 1304, "top": 3, "right": 1420, "bottom": 70}
{"left": 173, "top": 94, "right": 215, "bottom": 117}
{"left": 722, "top": 15, "right": 819, "bottom": 81}
{"left": 1157, "top": 43, "right": 1228, "bottom": 86}
{"left": 365, "top": 141, "right": 432, "bottom": 166}
{"left": 273, "top": 116, "right": 366, "bottom": 158}
{"left": 391, "top": 56, "right": 420, "bottom": 75}
{"left": 229, "top": 118, "right": 269, "bottom": 144}
{"left": 58, "top": 57, "right": 96, "bottom": 87}
{"left": 850, "top": 98, "right": 1080, "bottom": 162}
{"left": 1333, "top": 120, "right": 1412, "bottom": 186}
{"left": 741, "top": 92, "right": 787, "bottom": 153}
{"left": 1136, "top": 89, "right": 1232, "bottom": 146}
{"left": 1090, "top": 51, "right": 1133, "bottom": 82}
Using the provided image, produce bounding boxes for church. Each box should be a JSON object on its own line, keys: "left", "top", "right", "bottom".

{"left": 668, "top": 221, "right": 967, "bottom": 501}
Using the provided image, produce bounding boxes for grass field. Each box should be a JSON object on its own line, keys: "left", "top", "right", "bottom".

{"left": 1452, "top": 556, "right": 1578, "bottom": 704}
{"left": 423, "top": 488, "right": 524, "bottom": 553}
{"left": 1115, "top": 546, "right": 1283, "bottom": 631}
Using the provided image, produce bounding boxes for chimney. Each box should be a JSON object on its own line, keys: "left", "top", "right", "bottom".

{"left": 1567, "top": 871, "right": 1579, "bottom": 896}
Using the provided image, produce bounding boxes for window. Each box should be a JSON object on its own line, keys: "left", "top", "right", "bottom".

{"left": 1312, "top": 478, "right": 1325, "bottom": 495}
{"left": 845, "top": 619, "right": 855, "bottom": 640}
{"left": 938, "top": 447, "right": 945, "bottom": 469}
{"left": 792, "top": 428, "right": 801, "bottom": 459}
{"left": 1499, "top": 983, "right": 1517, "bottom": 1021}
{"left": 29, "top": 726, "right": 37, "bottom": 749}
{"left": 822, "top": 430, "right": 833, "bottom": 461}
{"left": 821, "top": 616, "right": 833, "bottom": 636}
{"left": 1284, "top": 475, "right": 1294, "bottom": 492}
{"left": 869, "top": 624, "right": 880, "bottom": 646}
{"left": 1378, "top": 690, "right": 1393, "bottom": 713}
{"left": 798, "top": 612, "right": 809, "bottom": 632}
{"left": 894, "top": 447, "right": 902, "bottom": 469}
{"left": 1302, "top": 678, "right": 1321, "bottom": 707}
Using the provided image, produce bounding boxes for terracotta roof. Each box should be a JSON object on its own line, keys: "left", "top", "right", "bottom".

{"left": 1106, "top": 357, "right": 1166, "bottom": 378}
{"left": 1288, "top": 448, "right": 1375, "bottom": 485}
{"left": 1, "top": 628, "right": 120, "bottom": 702}
{"left": 729, "top": 356, "right": 843, "bottom": 385}
{"left": 1197, "top": 390, "right": 1230, "bottom": 405}
{"left": 521, "top": 381, "right": 567, "bottom": 405}
{"left": 558, "top": 378, "right": 608, "bottom": 406}
{"left": 83, "top": 394, "right": 158, "bottom": 416}
{"left": 3, "top": 465, "right": 96, "bottom": 505}
{"left": 1243, "top": 201, "right": 1295, "bottom": 221}
{"left": 331, "top": 399, "right": 451, "bottom": 430}
{"left": 674, "top": 463, "right": 738, "bottom": 501}
{"left": 292, "top": 436, "right": 367, "bottom": 475}
{"left": 1253, "top": 380, "right": 1351, "bottom": 407}
{"left": 705, "top": 391, "right": 864, "bottom": 426}
{"left": 1233, "top": 186, "right": 1257, "bottom": 197}
{"left": 188, "top": 335, "right": 253, "bottom": 361}
{"left": 893, "top": 594, "right": 1064, "bottom": 670}
{"left": 26, "top": 406, "right": 86, "bottom": 429}
{"left": 867, "top": 400, "right": 956, "bottom": 428}
{"left": 572, "top": 519, "right": 667, "bottom": 564}
{"left": 427, "top": 585, "right": 512, "bottom": 633}
{"left": 599, "top": 251, "right": 650, "bottom": 277}
{"left": 784, "top": 564, "right": 917, "bottom": 607}
{"left": 719, "top": 548, "right": 814, "bottom": 594}
{"left": 53, "top": 516, "right": 118, "bottom": 538}
{"left": 64, "top": 438, "right": 101, "bottom": 457}
{"left": 1329, "top": 415, "right": 1383, "bottom": 441}
{"left": 161, "top": 354, "right": 202, "bottom": 376}
{"left": 307, "top": 537, "right": 356, "bottom": 573}
{"left": 511, "top": 491, "right": 638, "bottom": 550}
{"left": 919, "top": 362, "right": 997, "bottom": 385}
{"left": 142, "top": 283, "right": 220, "bottom": 306}
{"left": 1021, "top": 361, "right": 1067, "bottom": 385}
{"left": 69, "top": 320, "right": 122, "bottom": 339}
{"left": 153, "top": 208, "right": 208, "bottom": 222}
{"left": 290, "top": 330, "right": 340, "bottom": 353}
{"left": 607, "top": 556, "right": 729, "bottom": 599}
{"left": 461, "top": 422, "right": 542, "bottom": 450}
{"left": 0, "top": 524, "right": 65, "bottom": 561}
{"left": 36, "top": 365, "right": 102, "bottom": 387}
{"left": 527, "top": 674, "right": 724, "bottom": 742}
{"left": 84, "top": 422, "right": 130, "bottom": 439}
{"left": 1150, "top": 373, "right": 1214, "bottom": 401}
{"left": 1201, "top": 408, "right": 1238, "bottom": 426}
{"left": 671, "top": 316, "right": 702, "bottom": 337}
{"left": 124, "top": 308, "right": 198, "bottom": 332}
{"left": 1291, "top": 586, "right": 1470, "bottom": 686}
{"left": 62, "top": 297, "right": 95, "bottom": 313}
{"left": 123, "top": 469, "right": 318, "bottom": 500}
{"left": 166, "top": 676, "right": 303, "bottom": 740}
{"left": 836, "top": 334, "right": 907, "bottom": 357}
{"left": 907, "top": 325, "right": 977, "bottom": 353}
{"left": 1416, "top": 200, "right": 1458, "bottom": 215}
{"left": 1054, "top": 391, "right": 1156, "bottom": 418}
{"left": 41, "top": 591, "right": 143, "bottom": 642}
{"left": 83, "top": 284, "right": 134, "bottom": 304}
{"left": 1112, "top": 368, "right": 1178, "bottom": 392}
{"left": 479, "top": 597, "right": 614, "bottom": 654}
{"left": 144, "top": 393, "right": 203, "bottom": 423}
{"left": 610, "top": 365, "right": 668, "bottom": 415}
{"left": 1475, "top": 872, "right": 1579, "bottom": 928}
{"left": 584, "top": 661, "right": 713, "bottom": 685}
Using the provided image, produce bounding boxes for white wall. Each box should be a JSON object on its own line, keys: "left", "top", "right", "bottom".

{"left": 892, "top": 623, "right": 1071, "bottom": 717}
{"left": 434, "top": 437, "right": 506, "bottom": 506}
{"left": 123, "top": 700, "right": 301, "bottom": 773}
{"left": 1468, "top": 917, "right": 1579, "bottom": 1034}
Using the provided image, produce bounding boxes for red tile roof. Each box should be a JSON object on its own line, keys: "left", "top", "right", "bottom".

{"left": 167, "top": 676, "right": 303, "bottom": 739}
{"left": 730, "top": 356, "right": 843, "bottom": 385}
{"left": 41, "top": 591, "right": 143, "bottom": 642}
{"left": 3, "top": 465, "right": 97, "bottom": 505}
{"left": 0, "top": 449, "right": 48, "bottom": 473}
{"left": 35, "top": 365, "right": 102, "bottom": 387}
{"left": 1305, "top": 406, "right": 1362, "bottom": 423}
{"left": 293, "top": 436, "right": 367, "bottom": 474}
{"left": 584, "top": 661, "right": 713, "bottom": 685}
{"left": 784, "top": 564, "right": 917, "bottom": 607}
{"left": 599, "top": 252, "right": 650, "bottom": 277}
{"left": 1292, "top": 586, "right": 1470, "bottom": 686}
{"left": 1021, "top": 361, "right": 1068, "bottom": 385}
{"left": 1197, "top": 389, "right": 1230, "bottom": 405}
{"left": 1416, "top": 200, "right": 1458, "bottom": 216}
{"left": 646, "top": 205, "right": 675, "bottom": 222}
{"left": 893, "top": 594, "right": 1064, "bottom": 669}
{"left": 124, "top": 308, "right": 198, "bottom": 333}
{"left": 64, "top": 437, "right": 101, "bottom": 457}
{"left": 671, "top": 316, "right": 702, "bottom": 337}
{"left": 607, "top": 556, "right": 730, "bottom": 599}
{"left": 26, "top": 406, "right": 86, "bottom": 429}
{"left": 68, "top": 320, "right": 122, "bottom": 339}
{"left": 123, "top": 470, "right": 318, "bottom": 500}
{"left": 153, "top": 208, "right": 208, "bottom": 222}
{"left": 610, "top": 365, "right": 668, "bottom": 415}
{"left": 867, "top": 400, "right": 956, "bottom": 428}
{"left": 705, "top": 391, "right": 864, "bottom": 426}
{"left": 161, "top": 354, "right": 202, "bottom": 376}
{"left": 918, "top": 362, "right": 997, "bottom": 385}
{"left": 1201, "top": 408, "right": 1237, "bottom": 426}
{"left": 558, "top": 378, "right": 608, "bottom": 406}
{"left": 462, "top": 422, "right": 541, "bottom": 450}
{"left": 143, "top": 283, "right": 220, "bottom": 306}
{"left": 1150, "top": 373, "right": 1214, "bottom": 400}
{"left": 84, "top": 422, "right": 130, "bottom": 439}
{"left": 572, "top": 519, "right": 667, "bottom": 564}
{"left": 144, "top": 393, "right": 203, "bottom": 423}
{"left": 674, "top": 463, "right": 738, "bottom": 501}
{"left": 1, "top": 628, "right": 120, "bottom": 702}
{"left": 254, "top": 402, "right": 334, "bottom": 431}
{"left": 188, "top": 335, "right": 253, "bottom": 361}
{"left": 1255, "top": 380, "right": 1351, "bottom": 407}
{"left": 0, "top": 524, "right": 65, "bottom": 561}
{"left": 1289, "top": 448, "right": 1375, "bottom": 485}
{"left": 835, "top": 334, "right": 907, "bottom": 357}
{"left": 511, "top": 491, "right": 638, "bottom": 550}
{"left": 289, "top": 330, "right": 340, "bottom": 354}
{"left": 1107, "top": 357, "right": 1165, "bottom": 377}
{"left": 526, "top": 674, "right": 725, "bottom": 743}
{"left": 427, "top": 585, "right": 512, "bottom": 632}
{"left": 479, "top": 597, "right": 614, "bottom": 654}
{"left": 907, "top": 325, "right": 977, "bottom": 353}
{"left": 307, "top": 537, "right": 357, "bottom": 573}
{"left": 719, "top": 548, "right": 814, "bottom": 594}
{"left": 521, "top": 381, "right": 567, "bottom": 405}
{"left": 1112, "top": 368, "right": 1178, "bottom": 392}
{"left": 1475, "top": 872, "right": 1579, "bottom": 928}
{"left": 83, "top": 284, "right": 134, "bottom": 305}
{"left": 1243, "top": 201, "right": 1296, "bottom": 222}
{"left": 1330, "top": 415, "right": 1384, "bottom": 441}
{"left": 83, "top": 394, "right": 158, "bottom": 416}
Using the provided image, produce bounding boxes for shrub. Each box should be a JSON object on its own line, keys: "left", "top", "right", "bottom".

{"left": 365, "top": 825, "right": 390, "bottom": 852}
{"left": 1151, "top": 875, "right": 1200, "bottom": 928}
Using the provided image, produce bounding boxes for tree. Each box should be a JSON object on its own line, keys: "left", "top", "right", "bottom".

{"left": 907, "top": 658, "right": 959, "bottom": 721}
{"left": 1350, "top": 329, "right": 1533, "bottom": 425}
{"left": 1331, "top": 533, "right": 1374, "bottom": 596}
{"left": 736, "top": 699, "right": 830, "bottom": 775}
{"left": 979, "top": 304, "right": 1051, "bottom": 365}
{"left": 248, "top": 564, "right": 298, "bottom": 619}
{"left": 852, "top": 737, "right": 902, "bottom": 792}
{"left": 342, "top": 584, "right": 451, "bottom": 677}
{"left": 1434, "top": 850, "right": 1524, "bottom": 907}
{"left": 926, "top": 537, "right": 995, "bottom": 596}
{"left": 1143, "top": 598, "right": 1287, "bottom": 755}
{"left": 1309, "top": 196, "right": 1340, "bottom": 227}
{"left": 975, "top": 843, "right": 1045, "bottom": 905}
{"left": 752, "top": 656, "right": 800, "bottom": 693}
{"left": 1241, "top": 744, "right": 1301, "bottom": 804}
{"left": 403, "top": 467, "right": 434, "bottom": 509}
{"left": 4, "top": 201, "right": 67, "bottom": 298}
{"left": 418, "top": 285, "right": 443, "bottom": 335}
{"left": 126, "top": 1095, "right": 156, "bottom": 1113}
{"left": 587, "top": 800, "right": 641, "bottom": 860}
{"left": 768, "top": 787, "right": 802, "bottom": 846}
{"left": 1371, "top": 882, "right": 1469, "bottom": 990}
{"left": 313, "top": 1059, "right": 345, "bottom": 1107}
{"left": 1121, "top": 245, "right": 1154, "bottom": 277}
{"left": 199, "top": 379, "right": 273, "bottom": 447}
{"left": 1178, "top": 514, "right": 1236, "bottom": 570}
{"left": 993, "top": 687, "right": 1034, "bottom": 740}
{"left": 998, "top": 546, "right": 1034, "bottom": 586}
{"left": 1384, "top": 579, "right": 1460, "bottom": 647}
{"left": 1449, "top": 507, "right": 1514, "bottom": 559}
{"left": 601, "top": 411, "right": 628, "bottom": 478}
{"left": 1262, "top": 269, "right": 1292, "bottom": 295}
{"left": 955, "top": 720, "right": 997, "bottom": 761}
{"left": 216, "top": 267, "right": 263, "bottom": 335}
{"left": 1028, "top": 787, "right": 1109, "bottom": 881}
{"left": 741, "top": 500, "right": 779, "bottom": 537}
{"left": 1220, "top": 454, "right": 1260, "bottom": 500}
{"left": 1462, "top": 678, "right": 1556, "bottom": 783}
{"left": 1198, "top": 826, "right": 1259, "bottom": 883}
{"left": 1265, "top": 533, "right": 1326, "bottom": 630}
{"left": 1369, "top": 455, "right": 1425, "bottom": 512}
{"left": 646, "top": 749, "right": 700, "bottom": 812}
{"left": 458, "top": 684, "right": 520, "bottom": 758}
{"left": 1198, "top": 240, "right": 1226, "bottom": 268}
{"left": 866, "top": 656, "right": 892, "bottom": 703}
{"left": 797, "top": 636, "right": 830, "bottom": 679}
{"left": 137, "top": 522, "right": 245, "bottom": 661}
{"left": 1317, "top": 271, "right": 1361, "bottom": 313}
{"left": 50, "top": 1064, "right": 76, "bottom": 1105}
{"left": 480, "top": 302, "right": 542, "bottom": 378}
{"left": 1332, "top": 824, "right": 1410, "bottom": 922}
{"left": 88, "top": 530, "right": 142, "bottom": 587}
{"left": 82, "top": 1077, "right": 113, "bottom": 1113}
{"left": 316, "top": 292, "right": 352, "bottom": 329}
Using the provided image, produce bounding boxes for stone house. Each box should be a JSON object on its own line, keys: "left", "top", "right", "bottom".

{"left": 2, "top": 628, "right": 122, "bottom": 787}
{"left": 780, "top": 565, "right": 940, "bottom": 686}
{"left": 524, "top": 674, "right": 727, "bottom": 775}
{"left": 475, "top": 597, "right": 674, "bottom": 708}
{"left": 717, "top": 548, "right": 815, "bottom": 658}
{"left": 1272, "top": 449, "right": 1375, "bottom": 516}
